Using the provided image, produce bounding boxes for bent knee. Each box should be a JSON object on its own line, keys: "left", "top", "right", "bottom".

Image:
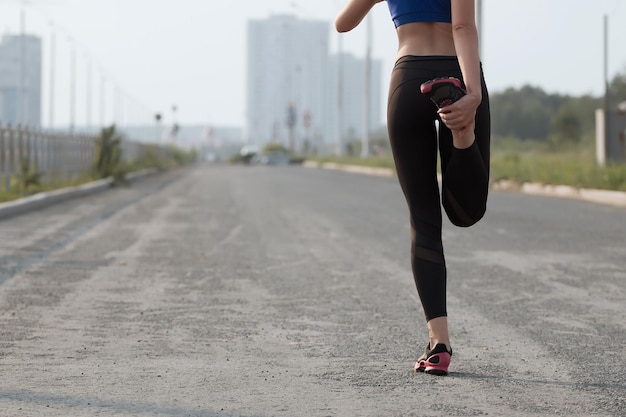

{"left": 445, "top": 202, "right": 486, "bottom": 227}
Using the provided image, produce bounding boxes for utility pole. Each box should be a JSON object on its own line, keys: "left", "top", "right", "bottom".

{"left": 87, "top": 58, "right": 92, "bottom": 129}
{"left": 362, "top": 14, "right": 372, "bottom": 158}
{"left": 603, "top": 14, "right": 609, "bottom": 154}
{"left": 49, "top": 22, "right": 55, "bottom": 128}
{"left": 69, "top": 39, "right": 76, "bottom": 133}
{"left": 337, "top": 34, "right": 344, "bottom": 156}
{"left": 19, "top": 2, "right": 26, "bottom": 125}
{"left": 100, "top": 73, "right": 106, "bottom": 127}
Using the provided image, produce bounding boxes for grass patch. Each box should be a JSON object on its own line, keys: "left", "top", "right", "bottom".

{"left": 0, "top": 174, "right": 99, "bottom": 203}
{"left": 0, "top": 144, "right": 197, "bottom": 204}
{"left": 490, "top": 139, "right": 626, "bottom": 191}
{"left": 310, "top": 139, "right": 626, "bottom": 192}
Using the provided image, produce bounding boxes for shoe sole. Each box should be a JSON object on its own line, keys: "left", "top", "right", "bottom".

{"left": 414, "top": 364, "right": 449, "bottom": 376}
{"left": 420, "top": 77, "right": 466, "bottom": 109}
{"left": 419, "top": 77, "right": 463, "bottom": 94}
{"left": 413, "top": 352, "right": 451, "bottom": 376}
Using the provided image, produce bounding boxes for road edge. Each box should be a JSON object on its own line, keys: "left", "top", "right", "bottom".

{"left": 0, "top": 169, "right": 159, "bottom": 221}
{"left": 302, "top": 160, "right": 626, "bottom": 208}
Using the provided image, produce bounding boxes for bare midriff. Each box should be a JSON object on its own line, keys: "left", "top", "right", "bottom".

{"left": 396, "top": 22, "right": 456, "bottom": 59}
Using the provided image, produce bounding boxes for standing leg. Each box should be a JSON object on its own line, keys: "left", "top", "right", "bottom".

{"left": 387, "top": 60, "right": 450, "bottom": 351}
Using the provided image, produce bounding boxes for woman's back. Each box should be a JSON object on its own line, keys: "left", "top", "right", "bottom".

{"left": 396, "top": 22, "right": 456, "bottom": 58}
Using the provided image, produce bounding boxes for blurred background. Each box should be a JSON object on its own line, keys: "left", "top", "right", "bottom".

{"left": 1, "top": 0, "right": 626, "bottom": 173}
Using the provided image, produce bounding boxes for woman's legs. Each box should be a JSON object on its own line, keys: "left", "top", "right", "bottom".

{"left": 439, "top": 72, "right": 491, "bottom": 227}
{"left": 428, "top": 317, "right": 450, "bottom": 351}
{"left": 388, "top": 56, "right": 490, "bottom": 362}
{"left": 388, "top": 57, "right": 449, "bottom": 329}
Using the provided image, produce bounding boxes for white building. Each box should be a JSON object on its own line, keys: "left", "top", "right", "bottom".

{"left": 0, "top": 34, "right": 42, "bottom": 127}
{"left": 326, "top": 52, "right": 383, "bottom": 154}
{"left": 245, "top": 15, "right": 383, "bottom": 154}
{"left": 246, "top": 15, "right": 329, "bottom": 152}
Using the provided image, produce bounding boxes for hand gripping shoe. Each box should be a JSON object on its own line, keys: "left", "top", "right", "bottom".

{"left": 420, "top": 77, "right": 466, "bottom": 109}
{"left": 414, "top": 343, "right": 452, "bottom": 376}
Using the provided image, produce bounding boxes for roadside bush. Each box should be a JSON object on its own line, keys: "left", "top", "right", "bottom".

{"left": 133, "top": 146, "right": 169, "bottom": 171}
{"left": 166, "top": 145, "right": 198, "bottom": 166}
{"left": 16, "top": 157, "right": 43, "bottom": 195}
{"left": 93, "top": 125, "right": 127, "bottom": 184}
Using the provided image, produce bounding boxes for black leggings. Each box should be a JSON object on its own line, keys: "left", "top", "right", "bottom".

{"left": 387, "top": 56, "right": 490, "bottom": 321}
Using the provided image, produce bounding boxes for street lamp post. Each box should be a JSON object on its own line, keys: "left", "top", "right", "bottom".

{"left": 154, "top": 113, "right": 162, "bottom": 144}
{"left": 49, "top": 22, "right": 55, "bottom": 128}
{"left": 362, "top": 14, "right": 372, "bottom": 158}
{"left": 69, "top": 39, "right": 76, "bottom": 133}
{"left": 19, "top": 2, "right": 26, "bottom": 125}
{"left": 337, "top": 34, "right": 344, "bottom": 157}
{"left": 100, "top": 73, "right": 106, "bottom": 127}
{"left": 86, "top": 58, "right": 92, "bottom": 129}
{"left": 603, "top": 14, "right": 610, "bottom": 164}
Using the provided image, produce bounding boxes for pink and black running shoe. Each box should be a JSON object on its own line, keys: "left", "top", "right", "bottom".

{"left": 420, "top": 77, "right": 466, "bottom": 109}
{"left": 414, "top": 343, "right": 452, "bottom": 376}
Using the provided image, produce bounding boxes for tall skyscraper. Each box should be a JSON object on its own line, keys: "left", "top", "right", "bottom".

{"left": 0, "top": 34, "right": 42, "bottom": 127}
{"left": 245, "top": 15, "right": 383, "bottom": 154}
{"left": 246, "top": 15, "right": 329, "bottom": 152}
{"left": 326, "top": 52, "right": 383, "bottom": 154}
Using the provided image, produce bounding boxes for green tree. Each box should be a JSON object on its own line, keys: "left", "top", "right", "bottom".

{"left": 491, "top": 85, "right": 566, "bottom": 141}
{"left": 261, "top": 142, "right": 289, "bottom": 154}
{"left": 609, "top": 69, "right": 626, "bottom": 107}
{"left": 550, "top": 103, "right": 582, "bottom": 143}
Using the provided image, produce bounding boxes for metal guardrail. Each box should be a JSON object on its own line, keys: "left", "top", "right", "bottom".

{"left": 0, "top": 124, "right": 162, "bottom": 192}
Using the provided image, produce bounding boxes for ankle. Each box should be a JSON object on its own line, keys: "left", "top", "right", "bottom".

{"left": 452, "top": 124, "right": 476, "bottom": 149}
{"left": 452, "top": 133, "right": 475, "bottom": 149}
{"left": 429, "top": 338, "right": 451, "bottom": 352}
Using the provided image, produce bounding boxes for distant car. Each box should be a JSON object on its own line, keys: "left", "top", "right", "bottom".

{"left": 240, "top": 145, "right": 260, "bottom": 157}
{"left": 258, "top": 151, "right": 290, "bottom": 165}
{"left": 240, "top": 145, "right": 260, "bottom": 164}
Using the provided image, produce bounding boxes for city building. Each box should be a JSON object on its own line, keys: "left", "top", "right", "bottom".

{"left": 245, "top": 15, "right": 383, "bottom": 154}
{"left": 0, "top": 34, "right": 42, "bottom": 127}
{"left": 326, "top": 52, "right": 383, "bottom": 154}
{"left": 246, "top": 15, "right": 329, "bottom": 153}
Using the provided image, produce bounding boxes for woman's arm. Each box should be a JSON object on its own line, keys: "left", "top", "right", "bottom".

{"left": 335, "top": 0, "right": 384, "bottom": 33}
{"left": 450, "top": 0, "right": 481, "bottom": 100}
{"left": 438, "top": 0, "right": 482, "bottom": 133}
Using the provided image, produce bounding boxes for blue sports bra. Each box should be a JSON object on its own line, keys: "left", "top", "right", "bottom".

{"left": 387, "top": 0, "right": 452, "bottom": 28}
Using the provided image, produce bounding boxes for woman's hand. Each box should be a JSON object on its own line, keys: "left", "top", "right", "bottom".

{"left": 437, "top": 93, "right": 481, "bottom": 133}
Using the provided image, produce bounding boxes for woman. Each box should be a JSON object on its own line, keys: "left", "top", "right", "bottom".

{"left": 335, "top": 0, "right": 490, "bottom": 376}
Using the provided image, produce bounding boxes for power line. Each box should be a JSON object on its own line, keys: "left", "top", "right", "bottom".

{"left": 2, "top": 0, "right": 156, "bottom": 130}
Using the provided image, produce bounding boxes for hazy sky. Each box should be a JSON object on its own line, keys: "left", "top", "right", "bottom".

{"left": 1, "top": 0, "right": 625, "bottom": 128}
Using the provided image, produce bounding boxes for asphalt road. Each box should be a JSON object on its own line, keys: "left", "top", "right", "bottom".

{"left": 0, "top": 165, "right": 624, "bottom": 417}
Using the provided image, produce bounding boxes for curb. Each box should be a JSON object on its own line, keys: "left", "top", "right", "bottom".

{"left": 302, "top": 160, "right": 395, "bottom": 178}
{"left": 303, "top": 160, "right": 626, "bottom": 209}
{"left": 0, "top": 169, "right": 158, "bottom": 221}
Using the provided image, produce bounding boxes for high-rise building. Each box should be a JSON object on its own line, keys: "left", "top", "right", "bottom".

{"left": 0, "top": 34, "right": 42, "bottom": 127}
{"left": 326, "top": 52, "right": 383, "bottom": 154}
{"left": 245, "top": 15, "right": 383, "bottom": 154}
{"left": 246, "top": 15, "right": 329, "bottom": 152}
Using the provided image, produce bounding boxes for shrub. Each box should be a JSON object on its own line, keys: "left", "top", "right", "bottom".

{"left": 93, "top": 125, "right": 127, "bottom": 184}
{"left": 17, "top": 157, "right": 43, "bottom": 195}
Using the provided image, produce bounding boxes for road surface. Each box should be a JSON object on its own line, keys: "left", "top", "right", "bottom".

{"left": 0, "top": 165, "right": 624, "bottom": 416}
